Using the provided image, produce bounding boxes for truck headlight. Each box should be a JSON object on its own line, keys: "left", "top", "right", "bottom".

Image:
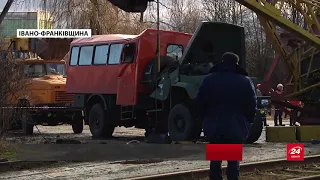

{"left": 260, "top": 109, "right": 266, "bottom": 114}
{"left": 261, "top": 99, "right": 270, "bottom": 106}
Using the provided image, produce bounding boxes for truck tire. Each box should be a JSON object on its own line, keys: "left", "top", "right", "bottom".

{"left": 168, "top": 104, "right": 201, "bottom": 141}
{"left": 21, "top": 113, "right": 34, "bottom": 135}
{"left": 72, "top": 112, "right": 84, "bottom": 134}
{"left": 88, "top": 104, "right": 115, "bottom": 138}
{"left": 17, "top": 99, "right": 34, "bottom": 135}
{"left": 142, "top": 56, "right": 178, "bottom": 91}
{"left": 245, "top": 113, "right": 264, "bottom": 144}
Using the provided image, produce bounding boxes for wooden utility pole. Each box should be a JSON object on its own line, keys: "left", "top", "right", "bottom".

{"left": 156, "top": 0, "right": 160, "bottom": 73}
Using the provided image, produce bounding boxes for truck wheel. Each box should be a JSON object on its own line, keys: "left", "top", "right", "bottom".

{"left": 72, "top": 112, "right": 84, "bottom": 134}
{"left": 21, "top": 113, "right": 34, "bottom": 135}
{"left": 144, "top": 128, "right": 153, "bottom": 138}
{"left": 168, "top": 104, "right": 201, "bottom": 141}
{"left": 89, "top": 104, "right": 115, "bottom": 138}
{"left": 245, "top": 112, "right": 263, "bottom": 144}
{"left": 17, "top": 99, "right": 34, "bottom": 135}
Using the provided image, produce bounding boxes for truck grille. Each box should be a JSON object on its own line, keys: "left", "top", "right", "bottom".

{"left": 55, "top": 91, "right": 74, "bottom": 103}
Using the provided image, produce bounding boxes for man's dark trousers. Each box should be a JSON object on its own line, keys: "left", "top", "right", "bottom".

{"left": 209, "top": 136, "right": 243, "bottom": 180}
{"left": 289, "top": 109, "right": 298, "bottom": 126}
{"left": 274, "top": 110, "right": 283, "bottom": 126}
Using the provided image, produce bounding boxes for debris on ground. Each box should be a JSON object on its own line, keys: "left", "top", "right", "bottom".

{"left": 55, "top": 139, "right": 81, "bottom": 144}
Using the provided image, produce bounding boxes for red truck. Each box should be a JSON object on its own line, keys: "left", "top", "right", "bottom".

{"left": 66, "top": 29, "right": 192, "bottom": 139}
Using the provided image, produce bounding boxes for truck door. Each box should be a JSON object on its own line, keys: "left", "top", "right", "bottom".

{"left": 116, "top": 42, "right": 137, "bottom": 105}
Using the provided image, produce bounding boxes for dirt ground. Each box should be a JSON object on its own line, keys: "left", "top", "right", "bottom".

{"left": 0, "top": 141, "right": 17, "bottom": 161}
{"left": 3, "top": 118, "right": 286, "bottom": 145}
{"left": 2, "top": 112, "right": 288, "bottom": 144}
{"left": 1, "top": 119, "right": 320, "bottom": 180}
{"left": 4, "top": 124, "right": 145, "bottom": 145}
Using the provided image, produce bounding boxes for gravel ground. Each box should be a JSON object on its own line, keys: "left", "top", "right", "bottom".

{"left": 1, "top": 144, "right": 320, "bottom": 180}
{"left": 200, "top": 163, "right": 320, "bottom": 180}
{"left": 2, "top": 119, "right": 319, "bottom": 180}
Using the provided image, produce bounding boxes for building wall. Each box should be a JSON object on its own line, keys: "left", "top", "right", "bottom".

{"left": 0, "top": 11, "right": 53, "bottom": 38}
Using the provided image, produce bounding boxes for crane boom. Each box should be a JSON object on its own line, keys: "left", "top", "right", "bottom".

{"left": 234, "top": 0, "right": 320, "bottom": 124}
{"left": 236, "top": 0, "right": 320, "bottom": 47}
{"left": 235, "top": 0, "right": 320, "bottom": 100}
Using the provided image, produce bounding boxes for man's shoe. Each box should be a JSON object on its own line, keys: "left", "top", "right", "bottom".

{"left": 274, "top": 124, "right": 278, "bottom": 126}
{"left": 280, "top": 124, "right": 285, "bottom": 126}
{"left": 265, "top": 124, "right": 269, "bottom": 126}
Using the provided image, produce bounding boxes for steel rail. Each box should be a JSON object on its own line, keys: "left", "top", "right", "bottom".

{"left": 124, "top": 155, "right": 320, "bottom": 180}
{"left": 289, "top": 175, "right": 320, "bottom": 180}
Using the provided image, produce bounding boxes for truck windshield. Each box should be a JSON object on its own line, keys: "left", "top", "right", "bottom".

{"left": 24, "top": 63, "right": 66, "bottom": 77}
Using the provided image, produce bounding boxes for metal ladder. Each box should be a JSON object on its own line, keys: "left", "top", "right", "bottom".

{"left": 120, "top": 105, "right": 135, "bottom": 121}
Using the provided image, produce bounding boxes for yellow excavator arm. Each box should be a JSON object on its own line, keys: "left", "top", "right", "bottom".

{"left": 1, "top": 37, "right": 72, "bottom": 60}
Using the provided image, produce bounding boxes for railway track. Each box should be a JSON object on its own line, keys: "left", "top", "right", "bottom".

{"left": 125, "top": 155, "right": 320, "bottom": 180}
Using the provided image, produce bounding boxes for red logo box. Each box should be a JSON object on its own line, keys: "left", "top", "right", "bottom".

{"left": 206, "top": 144, "right": 242, "bottom": 161}
{"left": 287, "top": 144, "right": 304, "bottom": 161}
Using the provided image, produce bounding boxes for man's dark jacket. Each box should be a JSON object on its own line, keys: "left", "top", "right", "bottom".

{"left": 196, "top": 62, "right": 257, "bottom": 141}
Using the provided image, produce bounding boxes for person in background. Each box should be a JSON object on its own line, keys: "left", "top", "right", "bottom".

{"left": 256, "top": 84, "right": 262, "bottom": 96}
{"left": 256, "top": 84, "right": 269, "bottom": 126}
{"left": 273, "top": 83, "right": 285, "bottom": 126}
{"left": 267, "top": 88, "right": 274, "bottom": 116}
{"left": 196, "top": 52, "right": 257, "bottom": 180}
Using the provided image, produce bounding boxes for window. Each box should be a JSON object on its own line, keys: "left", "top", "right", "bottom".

{"left": 166, "top": 44, "right": 183, "bottom": 60}
{"left": 108, "top": 44, "right": 124, "bottom": 65}
{"left": 70, "top": 47, "right": 79, "bottom": 65}
{"left": 93, "top": 45, "right": 109, "bottom": 65}
{"left": 24, "top": 63, "right": 66, "bottom": 77}
{"left": 46, "top": 63, "right": 66, "bottom": 76}
{"left": 123, "top": 43, "right": 136, "bottom": 63}
{"left": 79, "top": 46, "right": 94, "bottom": 65}
{"left": 24, "top": 64, "right": 45, "bottom": 77}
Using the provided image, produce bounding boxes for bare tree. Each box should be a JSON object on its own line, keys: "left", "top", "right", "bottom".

{"left": 201, "top": 0, "right": 277, "bottom": 81}
{"left": 0, "top": 47, "right": 30, "bottom": 138}
{"left": 14, "top": 0, "right": 296, "bottom": 84}
{"left": 160, "top": 0, "right": 203, "bottom": 33}
{"left": 19, "top": 0, "right": 153, "bottom": 35}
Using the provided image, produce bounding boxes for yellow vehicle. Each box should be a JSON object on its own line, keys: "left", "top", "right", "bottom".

{"left": 3, "top": 38, "right": 83, "bottom": 135}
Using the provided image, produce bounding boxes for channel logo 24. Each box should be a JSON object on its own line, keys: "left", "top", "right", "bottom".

{"left": 287, "top": 144, "right": 304, "bottom": 161}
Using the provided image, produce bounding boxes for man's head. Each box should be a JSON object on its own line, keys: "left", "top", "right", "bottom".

{"left": 277, "top": 83, "right": 284, "bottom": 91}
{"left": 222, "top": 52, "right": 239, "bottom": 65}
{"left": 257, "top": 84, "right": 261, "bottom": 89}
